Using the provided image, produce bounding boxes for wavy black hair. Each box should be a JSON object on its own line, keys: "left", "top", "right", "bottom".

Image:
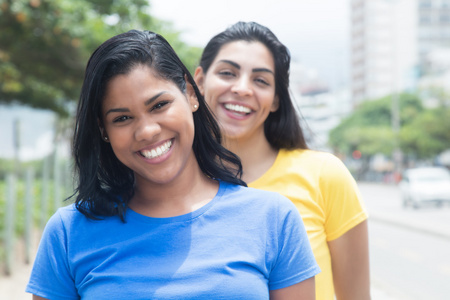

{"left": 72, "top": 30, "right": 246, "bottom": 221}
{"left": 199, "top": 21, "right": 308, "bottom": 150}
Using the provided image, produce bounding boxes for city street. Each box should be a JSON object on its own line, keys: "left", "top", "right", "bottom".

{"left": 359, "top": 182, "right": 450, "bottom": 300}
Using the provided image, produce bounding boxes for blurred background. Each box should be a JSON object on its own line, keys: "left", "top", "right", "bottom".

{"left": 1, "top": 0, "right": 450, "bottom": 299}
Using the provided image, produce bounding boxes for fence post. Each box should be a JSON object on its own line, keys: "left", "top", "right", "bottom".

{"left": 3, "top": 174, "right": 16, "bottom": 276}
{"left": 53, "top": 150, "right": 61, "bottom": 210}
{"left": 41, "top": 155, "right": 50, "bottom": 229}
{"left": 24, "top": 168, "right": 34, "bottom": 264}
{"left": 65, "top": 158, "right": 74, "bottom": 203}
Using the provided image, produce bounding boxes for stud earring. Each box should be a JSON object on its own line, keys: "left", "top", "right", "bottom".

{"left": 193, "top": 104, "right": 198, "bottom": 109}
{"left": 104, "top": 136, "right": 108, "bottom": 141}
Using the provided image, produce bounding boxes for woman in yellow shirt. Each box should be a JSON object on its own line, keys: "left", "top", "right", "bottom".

{"left": 194, "top": 21, "right": 370, "bottom": 300}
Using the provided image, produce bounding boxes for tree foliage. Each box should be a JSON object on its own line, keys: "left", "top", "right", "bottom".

{"left": 329, "top": 93, "right": 450, "bottom": 159}
{"left": 400, "top": 108, "right": 450, "bottom": 158}
{"left": 0, "top": 0, "right": 201, "bottom": 116}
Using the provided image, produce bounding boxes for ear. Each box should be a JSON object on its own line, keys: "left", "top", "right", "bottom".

{"left": 97, "top": 119, "right": 110, "bottom": 142}
{"left": 194, "top": 66, "right": 205, "bottom": 96}
{"left": 185, "top": 75, "right": 199, "bottom": 112}
{"left": 270, "top": 95, "right": 280, "bottom": 113}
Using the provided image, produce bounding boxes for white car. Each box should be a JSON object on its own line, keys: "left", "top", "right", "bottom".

{"left": 399, "top": 167, "right": 450, "bottom": 208}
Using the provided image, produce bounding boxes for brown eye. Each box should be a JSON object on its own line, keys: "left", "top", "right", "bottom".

{"left": 255, "top": 78, "right": 269, "bottom": 86}
{"left": 113, "top": 116, "right": 131, "bottom": 123}
{"left": 218, "top": 71, "right": 235, "bottom": 77}
{"left": 151, "top": 100, "right": 170, "bottom": 111}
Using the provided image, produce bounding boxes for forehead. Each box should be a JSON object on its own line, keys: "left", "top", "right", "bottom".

{"left": 213, "top": 41, "right": 275, "bottom": 70}
{"left": 102, "top": 65, "right": 180, "bottom": 106}
{"left": 106, "top": 65, "right": 173, "bottom": 92}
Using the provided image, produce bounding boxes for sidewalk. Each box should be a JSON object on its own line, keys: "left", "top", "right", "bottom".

{"left": 0, "top": 237, "right": 37, "bottom": 300}
{"left": 0, "top": 259, "right": 33, "bottom": 300}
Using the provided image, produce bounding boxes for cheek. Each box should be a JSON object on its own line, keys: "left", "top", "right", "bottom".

{"left": 167, "top": 106, "right": 196, "bottom": 136}
{"left": 107, "top": 130, "right": 131, "bottom": 153}
{"left": 262, "top": 91, "right": 277, "bottom": 106}
{"left": 183, "top": 112, "right": 196, "bottom": 136}
{"left": 180, "top": 111, "right": 196, "bottom": 146}
{"left": 203, "top": 78, "right": 225, "bottom": 103}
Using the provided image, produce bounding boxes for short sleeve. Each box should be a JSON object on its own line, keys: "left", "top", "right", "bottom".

{"left": 26, "top": 210, "right": 79, "bottom": 299}
{"left": 268, "top": 195, "right": 321, "bottom": 290}
{"left": 320, "top": 154, "right": 368, "bottom": 241}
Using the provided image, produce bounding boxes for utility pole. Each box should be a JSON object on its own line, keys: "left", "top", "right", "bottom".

{"left": 391, "top": 92, "right": 403, "bottom": 182}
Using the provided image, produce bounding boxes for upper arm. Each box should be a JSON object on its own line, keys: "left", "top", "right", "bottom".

{"left": 27, "top": 210, "right": 78, "bottom": 298}
{"left": 328, "top": 219, "right": 371, "bottom": 300}
{"left": 33, "top": 295, "right": 48, "bottom": 300}
{"left": 269, "top": 277, "right": 315, "bottom": 300}
{"left": 320, "top": 155, "right": 368, "bottom": 240}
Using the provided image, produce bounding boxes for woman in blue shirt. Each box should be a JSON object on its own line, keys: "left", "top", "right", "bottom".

{"left": 26, "top": 29, "right": 320, "bottom": 300}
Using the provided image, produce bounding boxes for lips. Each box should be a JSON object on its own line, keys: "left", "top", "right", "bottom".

{"left": 224, "top": 103, "right": 252, "bottom": 115}
{"left": 139, "top": 140, "right": 172, "bottom": 159}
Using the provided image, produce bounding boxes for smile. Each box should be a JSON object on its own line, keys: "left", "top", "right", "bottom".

{"left": 224, "top": 103, "right": 252, "bottom": 114}
{"left": 139, "top": 140, "right": 172, "bottom": 159}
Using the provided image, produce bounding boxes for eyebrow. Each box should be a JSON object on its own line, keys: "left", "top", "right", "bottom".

{"left": 144, "top": 91, "right": 166, "bottom": 106}
{"left": 104, "top": 91, "right": 166, "bottom": 116}
{"left": 218, "top": 59, "right": 274, "bottom": 74}
{"left": 218, "top": 59, "right": 240, "bottom": 69}
{"left": 252, "top": 67, "right": 274, "bottom": 75}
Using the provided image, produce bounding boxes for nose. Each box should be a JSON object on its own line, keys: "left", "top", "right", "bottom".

{"left": 231, "top": 76, "right": 253, "bottom": 97}
{"left": 134, "top": 118, "right": 161, "bottom": 142}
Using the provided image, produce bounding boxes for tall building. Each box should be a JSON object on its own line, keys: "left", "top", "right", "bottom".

{"left": 352, "top": 0, "right": 450, "bottom": 105}
{"left": 418, "top": 0, "right": 450, "bottom": 74}
{"left": 351, "top": 0, "right": 417, "bottom": 105}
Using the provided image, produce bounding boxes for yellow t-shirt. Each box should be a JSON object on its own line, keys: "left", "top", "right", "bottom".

{"left": 249, "top": 149, "right": 368, "bottom": 300}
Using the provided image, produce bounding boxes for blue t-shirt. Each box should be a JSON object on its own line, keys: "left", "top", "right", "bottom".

{"left": 26, "top": 182, "right": 320, "bottom": 299}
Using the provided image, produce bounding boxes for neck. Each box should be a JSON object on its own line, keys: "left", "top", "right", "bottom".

{"left": 224, "top": 131, "right": 278, "bottom": 183}
{"left": 130, "top": 155, "right": 219, "bottom": 218}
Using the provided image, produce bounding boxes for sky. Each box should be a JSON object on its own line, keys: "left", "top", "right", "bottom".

{"left": 150, "top": 0, "right": 351, "bottom": 88}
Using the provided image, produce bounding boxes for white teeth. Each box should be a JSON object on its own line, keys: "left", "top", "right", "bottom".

{"left": 140, "top": 140, "right": 172, "bottom": 159}
{"left": 224, "top": 103, "right": 251, "bottom": 114}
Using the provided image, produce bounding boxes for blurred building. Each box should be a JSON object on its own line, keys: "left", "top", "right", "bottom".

{"left": 290, "top": 62, "right": 353, "bottom": 151}
{"left": 351, "top": 0, "right": 417, "bottom": 104}
{"left": 417, "top": 0, "right": 450, "bottom": 74}
{"left": 418, "top": 47, "right": 450, "bottom": 107}
{"left": 351, "top": 0, "right": 450, "bottom": 105}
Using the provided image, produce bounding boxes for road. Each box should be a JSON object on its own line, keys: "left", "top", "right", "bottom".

{"left": 359, "top": 182, "right": 450, "bottom": 300}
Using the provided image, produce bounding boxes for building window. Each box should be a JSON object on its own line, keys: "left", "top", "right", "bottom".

{"left": 420, "top": 14, "right": 432, "bottom": 24}
{"left": 440, "top": 14, "right": 450, "bottom": 23}
{"left": 419, "top": 0, "right": 432, "bottom": 8}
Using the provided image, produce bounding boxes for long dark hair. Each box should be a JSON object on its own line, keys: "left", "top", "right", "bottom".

{"left": 72, "top": 30, "right": 246, "bottom": 221}
{"left": 199, "top": 21, "right": 307, "bottom": 150}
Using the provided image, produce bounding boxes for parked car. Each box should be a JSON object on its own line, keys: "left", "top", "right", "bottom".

{"left": 399, "top": 167, "right": 450, "bottom": 208}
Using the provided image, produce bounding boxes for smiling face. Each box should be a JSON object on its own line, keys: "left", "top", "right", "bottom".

{"left": 195, "top": 41, "right": 278, "bottom": 143}
{"left": 101, "top": 65, "right": 199, "bottom": 187}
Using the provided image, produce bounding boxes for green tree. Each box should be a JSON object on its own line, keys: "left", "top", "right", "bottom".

{"left": 400, "top": 108, "right": 450, "bottom": 158}
{"left": 0, "top": 0, "right": 201, "bottom": 116}
{"left": 329, "top": 93, "right": 425, "bottom": 158}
